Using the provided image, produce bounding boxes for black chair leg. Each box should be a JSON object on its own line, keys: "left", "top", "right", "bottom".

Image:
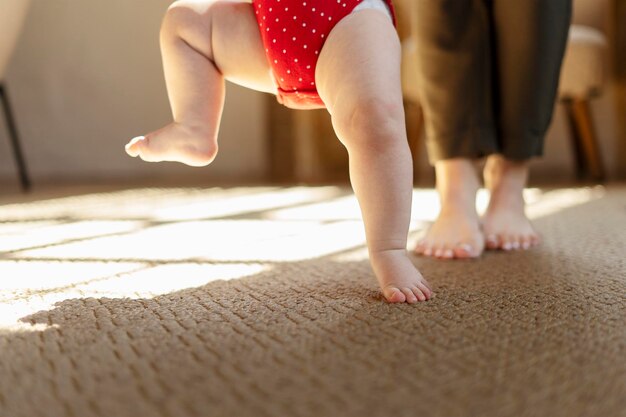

{"left": 0, "top": 83, "right": 31, "bottom": 192}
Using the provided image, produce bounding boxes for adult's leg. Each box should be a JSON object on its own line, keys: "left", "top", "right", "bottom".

{"left": 125, "top": 0, "right": 275, "bottom": 166}
{"left": 482, "top": 0, "right": 572, "bottom": 250}
{"left": 412, "top": 0, "right": 494, "bottom": 259}
{"left": 316, "top": 10, "right": 433, "bottom": 303}
{"left": 413, "top": 0, "right": 497, "bottom": 162}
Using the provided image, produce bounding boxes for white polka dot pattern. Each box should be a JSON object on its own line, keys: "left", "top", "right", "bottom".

{"left": 253, "top": 0, "right": 396, "bottom": 109}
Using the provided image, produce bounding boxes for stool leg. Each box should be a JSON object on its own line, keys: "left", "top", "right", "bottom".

{"left": 0, "top": 83, "right": 31, "bottom": 192}
{"left": 563, "top": 98, "right": 606, "bottom": 182}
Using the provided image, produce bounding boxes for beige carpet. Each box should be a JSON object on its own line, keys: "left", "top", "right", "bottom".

{"left": 0, "top": 184, "right": 624, "bottom": 417}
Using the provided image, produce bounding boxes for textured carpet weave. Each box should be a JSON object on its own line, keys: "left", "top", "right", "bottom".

{"left": 0, "top": 185, "right": 624, "bottom": 417}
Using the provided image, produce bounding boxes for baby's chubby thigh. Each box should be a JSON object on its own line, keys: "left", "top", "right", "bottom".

{"left": 315, "top": 6, "right": 404, "bottom": 147}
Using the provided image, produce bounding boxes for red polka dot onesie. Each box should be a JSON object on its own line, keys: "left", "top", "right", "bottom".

{"left": 253, "top": 0, "right": 396, "bottom": 109}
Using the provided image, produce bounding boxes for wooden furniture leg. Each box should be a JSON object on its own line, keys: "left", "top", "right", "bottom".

{"left": 563, "top": 98, "right": 606, "bottom": 181}
{"left": 0, "top": 82, "right": 31, "bottom": 191}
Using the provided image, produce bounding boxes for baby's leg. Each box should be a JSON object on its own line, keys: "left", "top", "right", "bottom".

{"left": 316, "top": 10, "right": 433, "bottom": 303}
{"left": 126, "top": 0, "right": 275, "bottom": 166}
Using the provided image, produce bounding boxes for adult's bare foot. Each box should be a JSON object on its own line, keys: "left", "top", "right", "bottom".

{"left": 415, "top": 159, "right": 484, "bottom": 259}
{"left": 482, "top": 155, "right": 541, "bottom": 251}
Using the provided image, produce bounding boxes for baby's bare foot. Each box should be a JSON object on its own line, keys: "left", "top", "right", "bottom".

{"left": 482, "top": 155, "right": 541, "bottom": 251}
{"left": 370, "top": 249, "right": 433, "bottom": 304}
{"left": 125, "top": 122, "right": 217, "bottom": 167}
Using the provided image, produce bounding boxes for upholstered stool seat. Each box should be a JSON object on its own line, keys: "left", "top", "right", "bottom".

{"left": 559, "top": 25, "right": 607, "bottom": 99}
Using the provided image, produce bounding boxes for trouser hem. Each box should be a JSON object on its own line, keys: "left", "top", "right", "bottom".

{"left": 425, "top": 127, "right": 546, "bottom": 164}
{"left": 425, "top": 126, "right": 498, "bottom": 165}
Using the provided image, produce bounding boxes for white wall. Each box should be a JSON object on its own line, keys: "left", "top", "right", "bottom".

{"left": 0, "top": 0, "right": 269, "bottom": 188}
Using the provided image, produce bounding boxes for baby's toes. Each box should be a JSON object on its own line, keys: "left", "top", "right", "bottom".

{"left": 125, "top": 136, "right": 146, "bottom": 157}
{"left": 410, "top": 286, "right": 426, "bottom": 302}
{"left": 416, "top": 282, "right": 432, "bottom": 300}
{"left": 422, "top": 276, "right": 433, "bottom": 292}
{"left": 383, "top": 286, "right": 406, "bottom": 303}
{"left": 402, "top": 288, "right": 418, "bottom": 304}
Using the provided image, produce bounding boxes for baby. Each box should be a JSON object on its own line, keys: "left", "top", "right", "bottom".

{"left": 125, "top": 0, "right": 434, "bottom": 303}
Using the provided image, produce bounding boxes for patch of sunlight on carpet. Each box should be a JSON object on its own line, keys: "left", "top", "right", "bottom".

{"left": 0, "top": 186, "right": 345, "bottom": 222}
{"left": 13, "top": 220, "right": 368, "bottom": 262}
{"left": 152, "top": 186, "right": 345, "bottom": 221}
{"left": 525, "top": 186, "right": 604, "bottom": 219}
{"left": 0, "top": 261, "right": 267, "bottom": 333}
{"left": 0, "top": 220, "right": 144, "bottom": 252}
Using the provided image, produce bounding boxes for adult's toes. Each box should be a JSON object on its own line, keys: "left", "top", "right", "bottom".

{"left": 442, "top": 248, "right": 454, "bottom": 259}
{"left": 402, "top": 288, "right": 418, "bottom": 304}
{"left": 520, "top": 236, "right": 529, "bottom": 249}
{"left": 423, "top": 245, "right": 435, "bottom": 257}
{"left": 414, "top": 240, "right": 426, "bottom": 254}
{"left": 531, "top": 234, "right": 542, "bottom": 246}
{"left": 454, "top": 243, "right": 477, "bottom": 258}
{"left": 485, "top": 234, "right": 499, "bottom": 249}
{"left": 384, "top": 287, "right": 406, "bottom": 303}
{"left": 501, "top": 235, "right": 516, "bottom": 251}
{"left": 434, "top": 247, "right": 446, "bottom": 258}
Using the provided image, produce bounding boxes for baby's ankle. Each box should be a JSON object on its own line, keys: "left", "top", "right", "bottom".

{"left": 369, "top": 247, "right": 408, "bottom": 267}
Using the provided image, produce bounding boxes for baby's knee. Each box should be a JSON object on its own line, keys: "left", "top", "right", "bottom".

{"left": 162, "top": 1, "right": 214, "bottom": 38}
{"left": 161, "top": 0, "right": 220, "bottom": 58}
{"left": 333, "top": 96, "right": 405, "bottom": 150}
{"left": 163, "top": 1, "right": 196, "bottom": 27}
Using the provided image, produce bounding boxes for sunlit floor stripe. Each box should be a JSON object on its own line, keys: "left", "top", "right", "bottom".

{"left": 0, "top": 186, "right": 345, "bottom": 222}
{"left": 0, "top": 220, "right": 144, "bottom": 253}
{"left": 0, "top": 261, "right": 267, "bottom": 332}
{"left": 10, "top": 220, "right": 368, "bottom": 262}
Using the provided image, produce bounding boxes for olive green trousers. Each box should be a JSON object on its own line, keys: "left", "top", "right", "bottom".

{"left": 413, "top": 0, "right": 572, "bottom": 164}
